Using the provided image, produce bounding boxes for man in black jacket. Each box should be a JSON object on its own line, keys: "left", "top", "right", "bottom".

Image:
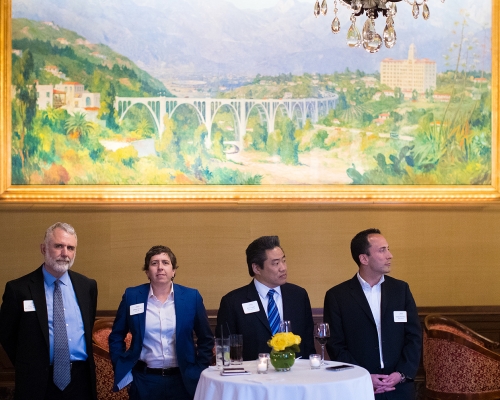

{"left": 324, "top": 228, "right": 421, "bottom": 400}
{"left": 217, "top": 235, "right": 315, "bottom": 361}
{"left": 0, "top": 222, "right": 98, "bottom": 400}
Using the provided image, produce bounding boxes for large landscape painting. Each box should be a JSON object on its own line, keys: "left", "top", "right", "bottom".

{"left": 9, "top": 0, "right": 493, "bottom": 186}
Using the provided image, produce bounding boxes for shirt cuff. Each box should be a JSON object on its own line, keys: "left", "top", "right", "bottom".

{"left": 117, "top": 371, "right": 133, "bottom": 390}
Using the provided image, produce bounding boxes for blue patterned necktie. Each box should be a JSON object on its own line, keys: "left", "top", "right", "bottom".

{"left": 53, "top": 280, "right": 71, "bottom": 391}
{"left": 267, "top": 289, "right": 281, "bottom": 335}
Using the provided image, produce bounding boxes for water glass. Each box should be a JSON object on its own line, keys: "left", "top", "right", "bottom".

{"left": 215, "top": 338, "right": 230, "bottom": 368}
{"left": 279, "top": 320, "right": 292, "bottom": 332}
{"left": 229, "top": 334, "right": 243, "bottom": 365}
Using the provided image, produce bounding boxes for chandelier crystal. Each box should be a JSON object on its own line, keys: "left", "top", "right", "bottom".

{"left": 314, "top": 0, "right": 444, "bottom": 53}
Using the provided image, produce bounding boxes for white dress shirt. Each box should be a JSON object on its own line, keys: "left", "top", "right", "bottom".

{"left": 357, "top": 273, "right": 385, "bottom": 368}
{"left": 140, "top": 284, "right": 178, "bottom": 368}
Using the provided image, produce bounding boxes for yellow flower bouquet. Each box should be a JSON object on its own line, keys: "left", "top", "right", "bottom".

{"left": 267, "top": 332, "right": 301, "bottom": 371}
{"left": 267, "top": 332, "right": 301, "bottom": 352}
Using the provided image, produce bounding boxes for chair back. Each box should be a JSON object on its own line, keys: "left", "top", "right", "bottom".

{"left": 424, "top": 314, "right": 500, "bottom": 400}
{"left": 92, "top": 317, "right": 130, "bottom": 400}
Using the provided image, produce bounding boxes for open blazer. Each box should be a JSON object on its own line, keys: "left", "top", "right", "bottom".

{"left": 108, "top": 283, "right": 214, "bottom": 397}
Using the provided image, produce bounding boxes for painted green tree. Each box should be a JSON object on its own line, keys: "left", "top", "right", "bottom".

{"left": 12, "top": 50, "right": 38, "bottom": 171}
{"left": 98, "top": 81, "right": 118, "bottom": 130}
{"left": 279, "top": 117, "right": 299, "bottom": 165}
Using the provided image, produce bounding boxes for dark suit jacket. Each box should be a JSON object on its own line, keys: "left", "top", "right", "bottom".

{"left": 216, "top": 281, "right": 315, "bottom": 361}
{"left": 108, "top": 283, "right": 214, "bottom": 398}
{"left": 323, "top": 274, "right": 421, "bottom": 400}
{"left": 0, "top": 266, "right": 98, "bottom": 400}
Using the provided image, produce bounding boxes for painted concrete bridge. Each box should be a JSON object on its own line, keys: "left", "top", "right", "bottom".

{"left": 116, "top": 95, "right": 338, "bottom": 149}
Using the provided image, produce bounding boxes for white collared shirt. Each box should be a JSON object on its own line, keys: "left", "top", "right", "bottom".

{"left": 357, "top": 272, "right": 385, "bottom": 368}
{"left": 253, "top": 279, "right": 283, "bottom": 321}
{"left": 140, "top": 284, "right": 178, "bottom": 368}
{"left": 117, "top": 284, "right": 178, "bottom": 390}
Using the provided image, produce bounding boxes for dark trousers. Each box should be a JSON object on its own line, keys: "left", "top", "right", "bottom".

{"left": 44, "top": 361, "right": 92, "bottom": 400}
{"left": 129, "top": 369, "right": 191, "bottom": 400}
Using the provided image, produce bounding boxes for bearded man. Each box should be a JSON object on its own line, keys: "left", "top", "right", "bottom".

{"left": 0, "top": 222, "right": 98, "bottom": 400}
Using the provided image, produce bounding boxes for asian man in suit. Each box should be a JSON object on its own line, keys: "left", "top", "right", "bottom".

{"left": 217, "top": 235, "right": 315, "bottom": 361}
{"left": 323, "top": 228, "right": 421, "bottom": 400}
{"left": 0, "top": 222, "right": 98, "bottom": 400}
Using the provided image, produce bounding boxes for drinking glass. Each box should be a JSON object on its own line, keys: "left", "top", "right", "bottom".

{"left": 215, "top": 338, "right": 230, "bottom": 368}
{"left": 314, "top": 322, "right": 330, "bottom": 364}
{"left": 229, "top": 334, "right": 243, "bottom": 365}
{"left": 279, "top": 320, "right": 292, "bottom": 333}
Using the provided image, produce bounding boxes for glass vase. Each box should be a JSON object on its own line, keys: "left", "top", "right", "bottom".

{"left": 270, "top": 348, "right": 295, "bottom": 371}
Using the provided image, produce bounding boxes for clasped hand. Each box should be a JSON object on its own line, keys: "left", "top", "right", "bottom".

{"left": 371, "top": 372, "right": 401, "bottom": 394}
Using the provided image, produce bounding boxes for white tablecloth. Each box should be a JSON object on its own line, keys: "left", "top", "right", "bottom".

{"left": 194, "top": 359, "right": 375, "bottom": 400}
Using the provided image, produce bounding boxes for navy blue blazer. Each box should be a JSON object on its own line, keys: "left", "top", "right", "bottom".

{"left": 324, "top": 275, "right": 422, "bottom": 400}
{"left": 216, "top": 281, "right": 315, "bottom": 361}
{"left": 108, "top": 283, "right": 213, "bottom": 397}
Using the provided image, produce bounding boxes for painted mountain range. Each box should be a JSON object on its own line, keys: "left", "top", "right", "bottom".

{"left": 12, "top": 0, "right": 492, "bottom": 79}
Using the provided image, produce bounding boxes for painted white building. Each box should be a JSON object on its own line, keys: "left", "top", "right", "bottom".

{"left": 36, "top": 84, "right": 54, "bottom": 110}
{"left": 34, "top": 82, "right": 100, "bottom": 115}
{"left": 380, "top": 44, "right": 436, "bottom": 93}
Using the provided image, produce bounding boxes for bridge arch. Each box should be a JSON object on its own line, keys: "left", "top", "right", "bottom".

{"left": 211, "top": 102, "right": 241, "bottom": 144}
{"left": 115, "top": 95, "right": 338, "bottom": 149}
{"left": 271, "top": 103, "right": 290, "bottom": 132}
{"left": 290, "top": 103, "right": 305, "bottom": 128}
{"left": 118, "top": 101, "right": 160, "bottom": 135}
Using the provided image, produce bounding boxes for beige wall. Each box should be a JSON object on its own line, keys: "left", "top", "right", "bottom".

{"left": 0, "top": 203, "right": 499, "bottom": 311}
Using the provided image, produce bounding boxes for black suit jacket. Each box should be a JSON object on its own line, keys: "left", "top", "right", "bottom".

{"left": 323, "top": 275, "right": 421, "bottom": 400}
{"left": 216, "top": 281, "right": 315, "bottom": 361}
{"left": 0, "top": 266, "right": 98, "bottom": 400}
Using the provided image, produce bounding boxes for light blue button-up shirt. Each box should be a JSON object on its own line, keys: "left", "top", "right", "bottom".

{"left": 43, "top": 266, "right": 87, "bottom": 364}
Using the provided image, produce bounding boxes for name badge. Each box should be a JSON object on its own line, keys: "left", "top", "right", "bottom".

{"left": 242, "top": 301, "right": 260, "bottom": 314}
{"left": 23, "top": 300, "right": 36, "bottom": 312}
{"left": 130, "top": 303, "right": 145, "bottom": 315}
{"left": 394, "top": 311, "right": 407, "bottom": 322}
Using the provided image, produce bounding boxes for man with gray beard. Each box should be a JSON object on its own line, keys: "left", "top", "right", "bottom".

{"left": 0, "top": 222, "right": 98, "bottom": 400}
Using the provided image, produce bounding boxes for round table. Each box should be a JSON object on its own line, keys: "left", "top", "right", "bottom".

{"left": 193, "top": 359, "right": 375, "bottom": 400}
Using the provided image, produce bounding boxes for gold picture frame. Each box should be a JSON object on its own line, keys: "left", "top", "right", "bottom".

{"left": 1, "top": 0, "right": 499, "bottom": 204}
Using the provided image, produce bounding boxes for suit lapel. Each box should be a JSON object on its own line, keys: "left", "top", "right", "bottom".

{"left": 247, "top": 281, "right": 271, "bottom": 335}
{"left": 281, "top": 283, "right": 292, "bottom": 322}
{"left": 173, "top": 284, "right": 185, "bottom": 336}
{"left": 348, "top": 275, "right": 377, "bottom": 327}
{"left": 380, "top": 277, "right": 390, "bottom": 319}
{"left": 137, "top": 284, "right": 150, "bottom": 342}
{"left": 30, "top": 267, "right": 50, "bottom": 351}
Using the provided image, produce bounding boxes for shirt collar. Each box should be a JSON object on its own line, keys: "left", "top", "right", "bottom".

{"left": 42, "top": 264, "right": 70, "bottom": 286}
{"left": 357, "top": 272, "right": 385, "bottom": 289}
{"left": 253, "top": 278, "right": 282, "bottom": 298}
{"left": 148, "top": 283, "right": 175, "bottom": 301}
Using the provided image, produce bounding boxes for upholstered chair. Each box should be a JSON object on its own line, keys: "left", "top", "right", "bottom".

{"left": 92, "top": 318, "right": 131, "bottom": 400}
{"left": 423, "top": 314, "right": 500, "bottom": 400}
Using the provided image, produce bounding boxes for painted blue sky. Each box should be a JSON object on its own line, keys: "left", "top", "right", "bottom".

{"left": 12, "top": 0, "right": 492, "bottom": 77}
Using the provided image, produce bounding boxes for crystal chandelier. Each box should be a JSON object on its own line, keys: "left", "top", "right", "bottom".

{"left": 314, "top": 0, "right": 445, "bottom": 53}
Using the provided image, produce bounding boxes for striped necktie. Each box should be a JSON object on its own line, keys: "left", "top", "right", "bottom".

{"left": 267, "top": 289, "right": 281, "bottom": 335}
{"left": 53, "top": 280, "right": 71, "bottom": 391}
